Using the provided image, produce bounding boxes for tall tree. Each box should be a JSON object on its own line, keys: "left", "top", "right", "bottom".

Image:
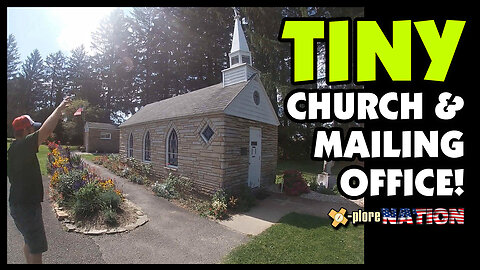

{"left": 7, "top": 34, "right": 21, "bottom": 80}
{"left": 166, "top": 7, "right": 233, "bottom": 93}
{"left": 91, "top": 8, "right": 136, "bottom": 122}
{"left": 45, "top": 51, "right": 69, "bottom": 107}
{"left": 128, "top": 7, "right": 169, "bottom": 105}
{"left": 21, "top": 49, "right": 46, "bottom": 111}
{"left": 67, "top": 45, "right": 100, "bottom": 106}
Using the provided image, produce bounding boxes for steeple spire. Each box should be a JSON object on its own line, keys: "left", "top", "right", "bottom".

{"left": 222, "top": 8, "right": 259, "bottom": 87}
{"left": 231, "top": 8, "right": 250, "bottom": 54}
{"left": 228, "top": 8, "right": 251, "bottom": 67}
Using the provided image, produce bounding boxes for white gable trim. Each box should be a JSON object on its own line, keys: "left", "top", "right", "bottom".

{"left": 224, "top": 75, "right": 280, "bottom": 126}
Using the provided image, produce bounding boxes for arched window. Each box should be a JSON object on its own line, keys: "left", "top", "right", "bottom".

{"left": 128, "top": 133, "right": 134, "bottom": 158}
{"left": 143, "top": 131, "right": 151, "bottom": 162}
{"left": 167, "top": 129, "right": 178, "bottom": 167}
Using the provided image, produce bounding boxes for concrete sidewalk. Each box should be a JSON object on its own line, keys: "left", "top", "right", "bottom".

{"left": 219, "top": 190, "right": 363, "bottom": 236}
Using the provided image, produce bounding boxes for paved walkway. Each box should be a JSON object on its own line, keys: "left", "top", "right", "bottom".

{"left": 219, "top": 189, "right": 362, "bottom": 235}
{"left": 7, "top": 166, "right": 246, "bottom": 263}
{"left": 7, "top": 157, "right": 362, "bottom": 263}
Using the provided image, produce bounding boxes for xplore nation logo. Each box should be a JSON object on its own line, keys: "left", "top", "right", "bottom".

{"left": 327, "top": 207, "right": 465, "bottom": 228}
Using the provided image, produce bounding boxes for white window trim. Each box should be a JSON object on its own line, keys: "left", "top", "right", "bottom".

{"left": 100, "top": 132, "right": 111, "bottom": 140}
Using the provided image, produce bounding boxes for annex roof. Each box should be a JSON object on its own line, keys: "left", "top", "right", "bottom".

{"left": 85, "top": 122, "right": 118, "bottom": 130}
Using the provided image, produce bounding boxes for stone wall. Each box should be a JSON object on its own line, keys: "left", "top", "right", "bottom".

{"left": 222, "top": 115, "right": 278, "bottom": 190}
{"left": 120, "top": 113, "right": 278, "bottom": 194}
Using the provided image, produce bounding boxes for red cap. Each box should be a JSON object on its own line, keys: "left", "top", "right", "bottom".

{"left": 12, "top": 115, "right": 42, "bottom": 131}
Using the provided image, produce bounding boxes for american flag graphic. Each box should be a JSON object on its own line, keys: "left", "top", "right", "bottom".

{"left": 397, "top": 208, "right": 415, "bottom": 224}
{"left": 382, "top": 208, "right": 416, "bottom": 224}
{"left": 415, "top": 208, "right": 433, "bottom": 224}
{"left": 382, "top": 208, "right": 397, "bottom": 224}
{"left": 446, "top": 208, "right": 464, "bottom": 224}
{"left": 382, "top": 208, "right": 464, "bottom": 225}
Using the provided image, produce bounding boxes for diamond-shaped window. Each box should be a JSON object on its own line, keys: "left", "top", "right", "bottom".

{"left": 201, "top": 125, "right": 214, "bottom": 143}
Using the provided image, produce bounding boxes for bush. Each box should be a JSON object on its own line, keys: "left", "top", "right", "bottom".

{"left": 304, "top": 174, "right": 319, "bottom": 191}
{"left": 73, "top": 182, "right": 103, "bottom": 219}
{"left": 102, "top": 207, "right": 118, "bottom": 226}
{"left": 151, "top": 173, "right": 193, "bottom": 200}
{"left": 209, "top": 189, "right": 228, "bottom": 219}
{"left": 57, "top": 169, "right": 87, "bottom": 201}
{"left": 230, "top": 185, "right": 256, "bottom": 212}
{"left": 99, "top": 189, "right": 122, "bottom": 210}
{"left": 69, "top": 153, "right": 82, "bottom": 166}
{"left": 283, "top": 170, "right": 309, "bottom": 196}
{"left": 129, "top": 173, "right": 146, "bottom": 185}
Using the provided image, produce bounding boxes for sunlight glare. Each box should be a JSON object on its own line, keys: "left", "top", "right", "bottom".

{"left": 49, "top": 7, "right": 116, "bottom": 54}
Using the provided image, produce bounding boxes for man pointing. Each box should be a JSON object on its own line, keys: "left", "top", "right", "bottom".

{"left": 7, "top": 96, "right": 71, "bottom": 264}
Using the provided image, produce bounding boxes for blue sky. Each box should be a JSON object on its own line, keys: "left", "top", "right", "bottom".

{"left": 7, "top": 7, "right": 131, "bottom": 63}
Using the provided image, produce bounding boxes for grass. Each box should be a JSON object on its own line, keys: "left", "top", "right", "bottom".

{"left": 222, "top": 212, "right": 364, "bottom": 264}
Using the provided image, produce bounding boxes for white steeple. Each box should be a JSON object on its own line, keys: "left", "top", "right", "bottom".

{"left": 222, "top": 8, "right": 259, "bottom": 87}
{"left": 230, "top": 12, "right": 250, "bottom": 54}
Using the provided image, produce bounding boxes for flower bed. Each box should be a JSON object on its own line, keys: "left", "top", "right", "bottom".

{"left": 47, "top": 142, "right": 128, "bottom": 227}
{"left": 91, "top": 154, "right": 257, "bottom": 220}
{"left": 92, "top": 154, "right": 153, "bottom": 186}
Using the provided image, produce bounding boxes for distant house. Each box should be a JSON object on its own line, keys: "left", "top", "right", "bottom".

{"left": 84, "top": 122, "right": 120, "bottom": 153}
{"left": 119, "top": 14, "right": 280, "bottom": 194}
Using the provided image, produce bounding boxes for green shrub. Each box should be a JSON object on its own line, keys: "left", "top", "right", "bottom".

{"left": 151, "top": 173, "right": 193, "bottom": 200}
{"left": 102, "top": 207, "right": 118, "bottom": 226}
{"left": 129, "top": 173, "right": 146, "bottom": 185}
{"left": 69, "top": 153, "right": 82, "bottom": 166}
{"left": 209, "top": 189, "right": 228, "bottom": 219}
{"left": 73, "top": 182, "right": 103, "bottom": 219}
{"left": 57, "top": 169, "right": 87, "bottom": 201}
{"left": 304, "top": 174, "right": 318, "bottom": 191}
{"left": 99, "top": 189, "right": 122, "bottom": 210}
{"left": 231, "top": 186, "right": 256, "bottom": 212}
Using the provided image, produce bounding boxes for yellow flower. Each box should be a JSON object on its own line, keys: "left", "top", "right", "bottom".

{"left": 50, "top": 171, "right": 60, "bottom": 187}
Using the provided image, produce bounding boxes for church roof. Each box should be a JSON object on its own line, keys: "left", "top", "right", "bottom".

{"left": 119, "top": 80, "right": 249, "bottom": 127}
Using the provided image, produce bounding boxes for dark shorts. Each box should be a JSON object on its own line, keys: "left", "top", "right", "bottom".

{"left": 9, "top": 203, "right": 48, "bottom": 254}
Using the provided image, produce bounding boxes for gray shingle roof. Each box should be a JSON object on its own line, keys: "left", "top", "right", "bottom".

{"left": 120, "top": 81, "right": 249, "bottom": 127}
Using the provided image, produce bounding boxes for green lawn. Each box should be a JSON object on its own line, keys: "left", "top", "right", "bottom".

{"left": 222, "top": 212, "right": 364, "bottom": 264}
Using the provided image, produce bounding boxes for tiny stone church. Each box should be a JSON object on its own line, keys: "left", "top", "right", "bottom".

{"left": 119, "top": 13, "right": 279, "bottom": 194}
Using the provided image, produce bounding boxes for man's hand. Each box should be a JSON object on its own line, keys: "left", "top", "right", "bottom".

{"left": 58, "top": 96, "right": 72, "bottom": 113}
{"left": 37, "top": 96, "right": 73, "bottom": 146}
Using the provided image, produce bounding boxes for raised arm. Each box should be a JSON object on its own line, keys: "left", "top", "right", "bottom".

{"left": 37, "top": 96, "right": 72, "bottom": 146}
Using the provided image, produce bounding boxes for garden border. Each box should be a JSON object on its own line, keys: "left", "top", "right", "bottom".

{"left": 51, "top": 195, "right": 149, "bottom": 235}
